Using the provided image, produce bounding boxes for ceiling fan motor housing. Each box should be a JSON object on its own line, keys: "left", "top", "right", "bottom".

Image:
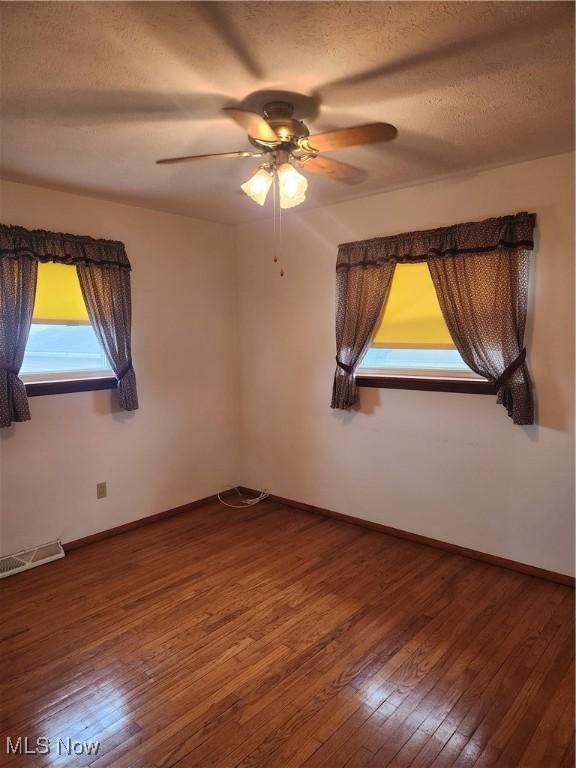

{"left": 249, "top": 101, "right": 310, "bottom": 151}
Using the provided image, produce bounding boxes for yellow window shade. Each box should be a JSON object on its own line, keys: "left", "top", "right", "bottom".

{"left": 373, "top": 262, "right": 454, "bottom": 348}
{"left": 33, "top": 262, "right": 89, "bottom": 323}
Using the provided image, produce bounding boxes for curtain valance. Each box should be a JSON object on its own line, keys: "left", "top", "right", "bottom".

{"left": 0, "top": 224, "right": 131, "bottom": 271}
{"left": 336, "top": 212, "right": 535, "bottom": 271}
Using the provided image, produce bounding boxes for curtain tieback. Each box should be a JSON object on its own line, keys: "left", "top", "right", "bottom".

{"left": 116, "top": 361, "right": 133, "bottom": 380}
{"left": 0, "top": 362, "right": 19, "bottom": 376}
{"left": 336, "top": 358, "right": 355, "bottom": 375}
{"left": 494, "top": 348, "right": 526, "bottom": 390}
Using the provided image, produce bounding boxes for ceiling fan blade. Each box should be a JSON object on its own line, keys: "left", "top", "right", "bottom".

{"left": 307, "top": 123, "right": 397, "bottom": 152}
{"left": 222, "top": 107, "right": 279, "bottom": 142}
{"left": 299, "top": 156, "right": 367, "bottom": 185}
{"left": 156, "top": 150, "right": 262, "bottom": 165}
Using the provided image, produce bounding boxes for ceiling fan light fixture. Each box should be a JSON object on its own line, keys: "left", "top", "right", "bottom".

{"left": 277, "top": 162, "right": 308, "bottom": 209}
{"left": 240, "top": 166, "right": 274, "bottom": 206}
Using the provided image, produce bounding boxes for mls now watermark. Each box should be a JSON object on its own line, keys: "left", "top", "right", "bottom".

{"left": 6, "top": 736, "right": 100, "bottom": 756}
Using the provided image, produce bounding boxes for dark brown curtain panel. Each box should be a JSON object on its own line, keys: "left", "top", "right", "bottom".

{"left": 0, "top": 255, "right": 37, "bottom": 427}
{"left": 333, "top": 213, "right": 536, "bottom": 423}
{"left": 428, "top": 249, "right": 533, "bottom": 424}
{"left": 77, "top": 264, "right": 138, "bottom": 411}
{"left": 331, "top": 262, "right": 395, "bottom": 409}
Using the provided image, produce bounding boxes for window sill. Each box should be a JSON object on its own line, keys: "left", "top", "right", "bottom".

{"left": 356, "top": 374, "right": 495, "bottom": 395}
{"left": 25, "top": 377, "right": 117, "bottom": 397}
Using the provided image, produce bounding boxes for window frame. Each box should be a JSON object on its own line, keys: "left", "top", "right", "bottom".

{"left": 21, "top": 261, "right": 116, "bottom": 395}
{"left": 21, "top": 321, "right": 115, "bottom": 396}
{"left": 356, "top": 351, "right": 491, "bottom": 393}
{"left": 356, "top": 351, "right": 494, "bottom": 395}
{"left": 355, "top": 372, "right": 495, "bottom": 395}
{"left": 25, "top": 376, "right": 117, "bottom": 397}
{"left": 21, "top": 368, "right": 114, "bottom": 383}
{"left": 354, "top": 261, "right": 492, "bottom": 394}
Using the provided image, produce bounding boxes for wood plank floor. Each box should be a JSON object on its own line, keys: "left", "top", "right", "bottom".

{"left": 1, "top": 499, "right": 574, "bottom": 767}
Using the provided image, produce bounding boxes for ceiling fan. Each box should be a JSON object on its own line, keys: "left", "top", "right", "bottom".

{"left": 156, "top": 101, "right": 397, "bottom": 209}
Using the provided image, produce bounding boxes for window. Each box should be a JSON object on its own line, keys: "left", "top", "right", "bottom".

{"left": 20, "top": 263, "right": 113, "bottom": 387}
{"left": 357, "top": 262, "right": 486, "bottom": 385}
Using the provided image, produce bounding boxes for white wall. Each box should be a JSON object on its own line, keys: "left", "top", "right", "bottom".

{"left": 235, "top": 153, "right": 575, "bottom": 577}
{"left": 0, "top": 180, "right": 240, "bottom": 555}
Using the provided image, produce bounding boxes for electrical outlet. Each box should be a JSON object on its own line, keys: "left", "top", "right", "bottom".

{"left": 96, "top": 482, "right": 107, "bottom": 499}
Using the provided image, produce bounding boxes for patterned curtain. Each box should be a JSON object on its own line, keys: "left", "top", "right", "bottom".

{"left": 428, "top": 249, "right": 532, "bottom": 424}
{"left": 77, "top": 265, "right": 138, "bottom": 411}
{"left": 331, "top": 263, "right": 395, "bottom": 409}
{"left": 0, "top": 223, "right": 138, "bottom": 418}
{"left": 332, "top": 213, "right": 536, "bottom": 424}
{"left": 0, "top": 224, "right": 131, "bottom": 270}
{"left": 0, "top": 255, "right": 37, "bottom": 427}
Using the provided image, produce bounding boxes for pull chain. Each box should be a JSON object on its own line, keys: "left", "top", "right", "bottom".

{"left": 271, "top": 167, "right": 285, "bottom": 277}
{"left": 272, "top": 171, "right": 278, "bottom": 264}
{"left": 278, "top": 188, "right": 284, "bottom": 277}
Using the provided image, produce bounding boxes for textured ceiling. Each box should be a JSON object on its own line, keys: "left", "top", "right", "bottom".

{"left": 1, "top": 2, "right": 574, "bottom": 224}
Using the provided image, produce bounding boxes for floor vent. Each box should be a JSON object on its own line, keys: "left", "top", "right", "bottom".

{"left": 0, "top": 541, "right": 65, "bottom": 579}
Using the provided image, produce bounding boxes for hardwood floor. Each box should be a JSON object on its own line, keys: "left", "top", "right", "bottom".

{"left": 1, "top": 499, "right": 574, "bottom": 767}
